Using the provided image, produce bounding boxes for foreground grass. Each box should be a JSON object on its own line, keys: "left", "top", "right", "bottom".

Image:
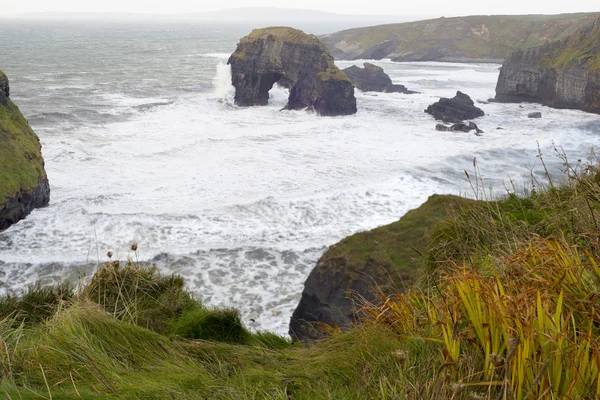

{"left": 4, "top": 157, "right": 600, "bottom": 398}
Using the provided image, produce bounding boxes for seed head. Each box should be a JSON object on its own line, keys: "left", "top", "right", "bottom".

{"left": 131, "top": 244, "right": 138, "bottom": 251}
{"left": 107, "top": 251, "right": 113, "bottom": 259}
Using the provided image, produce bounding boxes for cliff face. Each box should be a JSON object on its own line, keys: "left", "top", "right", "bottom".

{"left": 320, "top": 13, "right": 598, "bottom": 63}
{"left": 495, "top": 18, "right": 600, "bottom": 113}
{"left": 289, "top": 195, "right": 470, "bottom": 342}
{"left": 0, "top": 71, "right": 50, "bottom": 231}
{"left": 228, "top": 27, "right": 357, "bottom": 116}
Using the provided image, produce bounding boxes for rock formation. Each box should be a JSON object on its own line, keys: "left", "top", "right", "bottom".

{"left": 0, "top": 70, "right": 50, "bottom": 231}
{"left": 436, "top": 121, "right": 483, "bottom": 134}
{"left": 289, "top": 195, "right": 471, "bottom": 342}
{"left": 495, "top": 18, "right": 600, "bottom": 114}
{"left": 425, "top": 91, "right": 485, "bottom": 123}
{"left": 320, "top": 13, "right": 598, "bottom": 62}
{"left": 227, "top": 27, "right": 357, "bottom": 116}
{"left": 342, "top": 63, "right": 416, "bottom": 93}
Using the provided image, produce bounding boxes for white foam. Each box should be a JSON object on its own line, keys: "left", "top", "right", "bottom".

{"left": 2, "top": 61, "right": 600, "bottom": 335}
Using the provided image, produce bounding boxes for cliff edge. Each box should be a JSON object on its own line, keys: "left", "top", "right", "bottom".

{"left": 228, "top": 27, "right": 357, "bottom": 116}
{"left": 0, "top": 70, "right": 50, "bottom": 231}
{"left": 495, "top": 17, "right": 600, "bottom": 113}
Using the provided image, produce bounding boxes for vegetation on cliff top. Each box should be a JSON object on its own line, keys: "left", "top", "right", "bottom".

{"left": 0, "top": 96, "right": 48, "bottom": 206}
{"left": 320, "top": 13, "right": 599, "bottom": 61}
{"left": 540, "top": 17, "right": 600, "bottom": 71}
{"left": 5, "top": 151, "right": 600, "bottom": 398}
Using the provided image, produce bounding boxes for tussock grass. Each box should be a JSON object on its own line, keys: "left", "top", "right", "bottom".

{"left": 3, "top": 153, "right": 600, "bottom": 398}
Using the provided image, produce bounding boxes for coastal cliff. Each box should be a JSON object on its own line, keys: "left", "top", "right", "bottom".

{"left": 289, "top": 195, "right": 469, "bottom": 342}
{"left": 0, "top": 70, "right": 50, "bottom": 231}
{"left": 495, "top": 18, "right": 600, "bottom": 113}
{"left": 228, "top": 27, "right": 357, "bottom": 116}
{"left": 320, "top": 13, "right": 598, "bottom": 63}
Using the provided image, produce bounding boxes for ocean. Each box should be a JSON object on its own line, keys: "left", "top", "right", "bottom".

{"left": 1, "top": 20, "right": 599, "bottom": 335}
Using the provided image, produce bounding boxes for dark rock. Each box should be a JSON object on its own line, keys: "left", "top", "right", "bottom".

{"left": 495, "top": 18, "right": 600, "bottom": 114}
{"left": 0, "top": 178, "right": 50, "bottom": 231}
{"left": 342, "top": 63, "right": 416, "bottom": 94}
{"left": 227, "top": 27, "right": 357, "bottom": 117}
{"left": 0, "top": 71, "right": 50, "bottom": 231}
{"left": 0, "top": 71, "right": 9, "bottom": 106}
{"left": 435, "top": 121, "right": 483, "bottom": 134}
{"left": 528, "top": 112, "right": 542, "bottom": 118}
{"left": 425, "top": 91, "right": 485, "bottom": 123}
{"left": 289, "top": 195, "right": 473, "bottom": 342}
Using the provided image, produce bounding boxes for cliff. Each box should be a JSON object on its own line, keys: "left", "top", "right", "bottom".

{"left": 0, "top": 70, "right": 50, "bottom": 231}
{"left": 289, "top": 194, "right": 471, "bottom": 342}
{"left": 228, "top": 27, "right": 357, "bottom": 116}
{"left": 320, "top": 13, "right": 598, "bottom": 63}
{"left": 495, "top": 18, "right": 600, "bottom": 113}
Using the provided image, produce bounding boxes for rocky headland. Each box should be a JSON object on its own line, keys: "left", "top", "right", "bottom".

{"left": 320, "top": 13, "right": 598, "bottom": 63}
{"left": 289, "top": 195, "right": 470, "bottom": 342}
{"left": 495, "top": 17, "right": 600, "bottom": 114}
{"left": 227, "top": 27, "right": 357, "bottom": 116}
{"left": 0, "top": 70, "right": 50, "bottom": 231}
{"left": 342, "top": 63, "right": 416, "bottom": 94}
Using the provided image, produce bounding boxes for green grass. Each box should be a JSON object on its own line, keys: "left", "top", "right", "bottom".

{"left": 5, "top": 152, "right": 600, "bottom": 398}
{"left": 315, "top": 194, "right": 475, "bottom": 292}
{"left": 0, "top": 96, "right": 48, "bottom": 206}
{"left": 320, "top": 13, "right": 599, "bottom": 61}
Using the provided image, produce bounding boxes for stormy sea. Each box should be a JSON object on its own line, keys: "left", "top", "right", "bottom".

{"left": 1, "top": 20, "right": 599, "bottom": 335}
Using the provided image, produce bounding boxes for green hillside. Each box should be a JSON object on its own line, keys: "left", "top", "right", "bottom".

{"left": 320, "top": 13, "right": 599, "bottom": 62}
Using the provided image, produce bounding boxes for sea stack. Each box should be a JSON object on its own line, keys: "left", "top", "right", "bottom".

{"left": 0, "top": 70, "right": 50, "bottom": 231}
{"left": 342, "top": 63, "right": 416, "bottom": 93}
{"left": 227, "top": 27, "right": 357, "bottom": 116}
{"left": 495, "top": 18, "right": 600, "bottom": 114}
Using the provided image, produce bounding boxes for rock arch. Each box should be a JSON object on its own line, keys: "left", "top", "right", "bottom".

{"left": 227, "top": 27, "right": 357, "bottom": 117}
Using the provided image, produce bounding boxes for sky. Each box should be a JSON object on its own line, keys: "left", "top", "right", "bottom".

{"left": 1, "top": 0, "right": 598, "bottom": 17}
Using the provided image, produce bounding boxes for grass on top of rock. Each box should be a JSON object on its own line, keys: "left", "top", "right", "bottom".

{"left": 0, "top": 99, "right": 48, "bottom": 206}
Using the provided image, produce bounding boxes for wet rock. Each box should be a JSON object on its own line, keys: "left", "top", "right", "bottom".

{"left": 342, "top": 63, "right": 416, "bottom": 94}
{"left": 528, "top": 112, "right": 542, "bottom": 118}
{"left": 425, "top": 91, "right": 485, "bottom": 123}
{"left": 435, "top": 121, "right": 483, "bottom": 134}
{"left": 228, "top": 27, "right": 356, "bottom": 116}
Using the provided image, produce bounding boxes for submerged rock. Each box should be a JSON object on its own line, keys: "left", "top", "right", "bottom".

{"left": 528, "top": 112, "right": 542, "bottom": 118}
{"left": 425, "top": 91, "right": 485, "bottom": 123}
{"left": 289, "top": 195, "right": 472, "bottom": 342}
{"left": 342, "top": 63, "right": 416, "bottom": 94}
{"left": 436, "top": 121, "right": 483, "bottom": 134}
{"left": 227, "top": 27, "right": 357, "bottom": 116}
{"left": 495, "top": 18, "right": 600, "bottom": 114}
{"left": 0, "top": 71, "right": 50, "bottom": 231}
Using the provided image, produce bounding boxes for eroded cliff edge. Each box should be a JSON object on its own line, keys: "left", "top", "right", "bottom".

{"left": 495, "top": 18, "right": 600, "bottom": 113}
{"left": 289, "top": 195, "right": 470, "bottom": 342}
{"left": 228, "top": 27, "right": 357, "bottom": 116}
{"left": 0, "top": 70, "right": 50, "bottom": 231}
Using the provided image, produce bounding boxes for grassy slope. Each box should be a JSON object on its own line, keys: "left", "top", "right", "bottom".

{"left": 320, "top": 13, "right": 599, "bottom": 60}
{"left": 4, "top": 161, "right": 600, "bottom": 397}
{"left": 0, "top": 92, "right": 47, "bottom": 206}
{"left": 317, "top": 194, "right": 474, "bottom": 290}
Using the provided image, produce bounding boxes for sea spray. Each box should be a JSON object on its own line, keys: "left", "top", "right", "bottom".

{"left": 212, "top": 62, "right": 235, "bottom": 100}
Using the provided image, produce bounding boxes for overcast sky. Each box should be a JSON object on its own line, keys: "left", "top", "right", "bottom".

{"left": 1, "top": 0, "right": 598, "bottom": 17}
